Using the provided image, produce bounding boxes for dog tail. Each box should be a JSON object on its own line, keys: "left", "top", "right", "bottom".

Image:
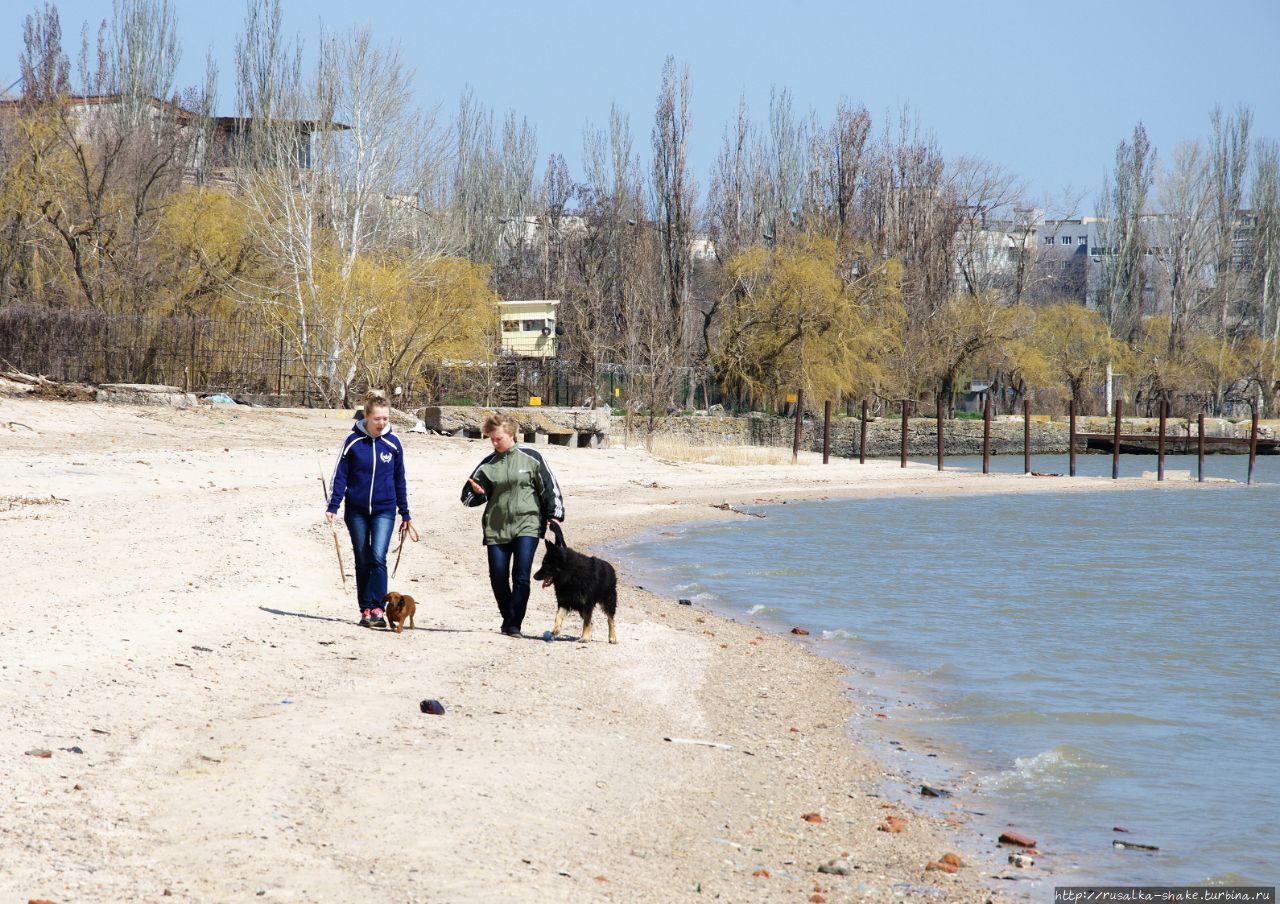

{"left": 547, "top": 520, "right": 565, "bottom": 546}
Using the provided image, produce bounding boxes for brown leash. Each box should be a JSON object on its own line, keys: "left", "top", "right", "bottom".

{"left": 392, "top": 521, "right": 420, "bottom": 578}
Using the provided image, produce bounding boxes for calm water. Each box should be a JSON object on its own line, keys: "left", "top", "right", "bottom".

{"left": 613, "top": 458, "right": 1279, "bottom": 894}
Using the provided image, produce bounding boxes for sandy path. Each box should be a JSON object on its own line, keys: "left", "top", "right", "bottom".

{"left": 0, "top": 399, "right": 1177, "bottom": 902}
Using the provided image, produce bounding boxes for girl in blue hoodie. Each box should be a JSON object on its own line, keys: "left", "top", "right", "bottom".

{"left": 325, "top": 391, "right": 413, "bottom": 627}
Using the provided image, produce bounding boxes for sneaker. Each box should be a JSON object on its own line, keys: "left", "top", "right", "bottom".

{"left": 370, "top": 609, "right": 387, "bottom": 629}
{"left": 502, "top": 627, "right": 522, "bottom": 638}
{"left": 359, "top": 609, "right": 372, "bottom": 628}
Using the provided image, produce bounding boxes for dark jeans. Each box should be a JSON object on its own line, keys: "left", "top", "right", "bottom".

{"left": 486, "top": 535, "right": 539, "bottom": 632}
{"left": 345, "top": 509, "right": 396, "bottom": 612}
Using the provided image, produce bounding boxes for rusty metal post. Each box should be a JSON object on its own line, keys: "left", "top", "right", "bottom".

{"left": 982, "top": 393, "right": 991, "bottom": 475}
{"left": 1112, "top": 399, "right": 1123, "bottom": 480}
{"left": 900, "top": 400, "right": 910, "bottom": 468}
{"left": 1023, "top": 400, "right": 1031, "bottom": 475}
{"left": 1248, "top": 406, "right": 1259, "bottom": 485}
{"left": 792, "top": 388, "right": 805, "bottom": 463}
{"left": 823, "top": 400, "right": 831, "bottom": 465}
{"left": 936, "top": 398, "right": 945, "bottom": 471}
{"left": 1069, "top": 400, "right": 1077, "bottom": 477}
{"left": 860, "top": 399, "right": 868, "bottom": 465}
{"left": 1158, "top": 399, "right": 1167, "bottom": 481}
{"left": 1198, "top": 409, "right": 1205, "bottom": 483}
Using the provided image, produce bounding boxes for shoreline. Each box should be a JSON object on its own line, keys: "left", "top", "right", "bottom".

{"left": 0, "top": 398, "right": 1226, "bottom": 902}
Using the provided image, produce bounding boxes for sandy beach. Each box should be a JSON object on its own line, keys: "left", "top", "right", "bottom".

{"left": 0, "top": 398, "right": 1175, "bottom": 903}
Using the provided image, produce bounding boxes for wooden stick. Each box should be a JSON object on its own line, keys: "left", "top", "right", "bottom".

{"left": 318, "top": 466, "right": 346, "bottom": 591}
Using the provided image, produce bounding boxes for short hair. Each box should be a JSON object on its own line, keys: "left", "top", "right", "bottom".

{"left": 481, "top": 412, "right": 521, "bottom": 438}
{"left": 362, "top": 390, "right": 390, "bottom": 417}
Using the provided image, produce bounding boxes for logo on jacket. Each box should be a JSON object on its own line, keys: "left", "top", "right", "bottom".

{"left": 380, "top": 452, "right": 394, "bottom": 464}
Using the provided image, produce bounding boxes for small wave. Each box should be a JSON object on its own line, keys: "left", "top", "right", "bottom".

{"left": 987, "top": 744, "right": 1107, "bottom": 791}
{"left": 747, "top": 604, "right": 776, "bottom": 615}
{"left": 975, "top": 709, "right": 1182, "bottom": 728}
{"left": 911, "top": 662, "right": 958, "bottom": 679}
{"left": 1005, "top": 669, "right": 1053, "bottom": 682}
{"left": 1200, "top": 871, "right": 1268, "bottom": 887}
{"left": 820, "top": 628, "right": 859, "bottom": 641}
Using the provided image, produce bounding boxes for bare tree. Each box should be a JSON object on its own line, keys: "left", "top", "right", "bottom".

{"left": 707, "top": 96, "right": 755, "bottom": 262}
{"left": 234, "top": 14, "right": 451, "bottom": 403}
{"left": 650, "top": 56, "right": 696, "bottom": 397}
{"left": 1097, "top": 122, "right": 1155, "bottom": 343}
{"left": 1250, "top": 140, "right": 1280, "bottom": 345}
{"left": 28, "top": 0, "right": 203, "bottom": 311}
{"left": 19, "top": 2, "right": 71, "bottom": 104}
{"left": 443, "top": 90, "right": 537, "bottom": 267}
{"left": 1208, "top": 104, "right": 1251, "bottom": 337}
{"left": 948, "top": 156, "right": 1025, "bottom": 298}
{"left": 803, "top": 99, "right": 871, "bottom": 243}
{"left": 1153, "top": 140, "right": 1213, "bottom": 352}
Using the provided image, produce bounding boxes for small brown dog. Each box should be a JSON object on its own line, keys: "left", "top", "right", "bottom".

{"left": 382, "top": 591, "right": 417, "bottom": 634}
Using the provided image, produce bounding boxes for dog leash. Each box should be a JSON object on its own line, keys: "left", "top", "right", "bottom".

{"left": 392, "top": 521, "right": 420, "bottom": 578}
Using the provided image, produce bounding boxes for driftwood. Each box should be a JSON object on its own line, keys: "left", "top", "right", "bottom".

{"left": 711, "top": 502, "right": 767, "bottom": 518}
{"left": 0, "top": 368, "right": 96, "bottom": 401}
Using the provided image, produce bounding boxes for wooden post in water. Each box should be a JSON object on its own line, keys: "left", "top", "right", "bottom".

{"left": 1158, "top": 400, "right": 1167, "bottom": 481}
{"left": 936, "top": 398, "right": 945, "bottom": 471}
{"left": 1248, "top": 406, "right": 1259, "bottom": 485}
{"left": 792, "top": 388, "right": 805, "bottom": 463}
{"left": 859, "top": 400, "right": 868, "bottom": 465}
{"left": 982, "top": 393, "right": 991, "bottom": 474}
{"left": 1112, "top": 399, "right": 1123, "bottom": 479}
{"left": 1023, "top": 400, "right": 1031, "bottom": 475}
{"left": 900, "top": 400, "right": 910, "bottom": 468}
{"left": 1198, "top": 409, "right": 1206, "bottom": 483}
{"left": 822, "top": 400, "right": 831, "bottom": 465}
{"left": 1069, "top": 400, "right": 1078, "bottom": 477}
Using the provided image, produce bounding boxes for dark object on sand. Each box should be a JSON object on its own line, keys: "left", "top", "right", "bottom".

{"left": 420, "top": 699, "right": 445, "bottom": 715}
{"left": 678, "top": 598, "right": 692, "bottom": 606}
{"left": 920, "top": 784, "right": 952, "bottom": 798}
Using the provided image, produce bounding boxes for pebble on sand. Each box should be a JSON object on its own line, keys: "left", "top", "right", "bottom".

{"left": 879, "top": 815, "right": 907, "bottom": 833}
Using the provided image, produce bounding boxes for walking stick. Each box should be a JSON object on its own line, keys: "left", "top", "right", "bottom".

{"left": 392, "top": 521, "right": 420, "bottom": 578}
{"left": 318, "top": 464, "right": 347, "bottom": 591}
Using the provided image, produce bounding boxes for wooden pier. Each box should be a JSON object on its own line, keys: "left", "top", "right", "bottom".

{"left": 1078, "top": 433, "right": 1278, "bottom": 455}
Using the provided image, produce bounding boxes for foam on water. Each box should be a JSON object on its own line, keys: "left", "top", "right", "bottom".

{"left": 985, "top": 744, "right": 1110, "bottom": 792}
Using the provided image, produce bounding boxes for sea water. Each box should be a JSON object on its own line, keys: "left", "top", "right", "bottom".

{"left": 612, "top": 455, "right": 1280, "bottom": 892}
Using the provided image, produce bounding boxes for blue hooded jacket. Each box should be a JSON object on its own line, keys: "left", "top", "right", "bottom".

{"left": 326, "top": 419, "right": 411, "bottom": 519}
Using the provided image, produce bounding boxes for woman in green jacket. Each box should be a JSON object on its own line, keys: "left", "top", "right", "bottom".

{"left": 461, "top": 413, "right": 564, "bottom": 636}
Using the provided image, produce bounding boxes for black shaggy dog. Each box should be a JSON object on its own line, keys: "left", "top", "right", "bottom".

{"left": 532, "top": 522, "right": 618, "bottom": 644}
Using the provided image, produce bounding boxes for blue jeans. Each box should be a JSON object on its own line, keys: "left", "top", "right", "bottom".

{"left": 345, "top": 509, "right": 396, "bottom": 612}
{"left": 486, "top": 535, "right": 540, "bottom": 632}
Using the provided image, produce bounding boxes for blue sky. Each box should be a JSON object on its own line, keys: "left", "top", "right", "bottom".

{"left": 5, "top": 0, "right": 1278, "bottom": 212}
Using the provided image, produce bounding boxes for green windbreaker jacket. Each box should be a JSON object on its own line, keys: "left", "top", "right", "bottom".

{"left": 460, "top": 445, "right": 564, "bottom": 545}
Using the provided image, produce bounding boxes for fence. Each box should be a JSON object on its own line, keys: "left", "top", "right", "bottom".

{"left": 0, "top": 305, "right": 621, "bottom": 409}
{"left": 0, "top": 305, "right": 322, "bottom": 399}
